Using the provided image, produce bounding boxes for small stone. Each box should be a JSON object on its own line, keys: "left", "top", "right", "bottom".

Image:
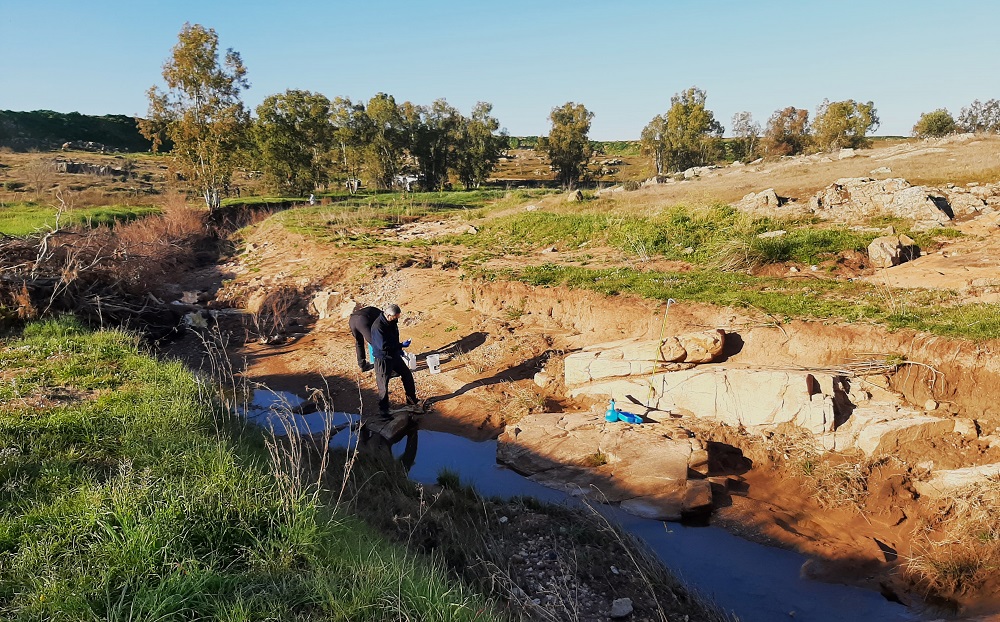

{"left": 789, "top": 266, "right": 800, "bottom": 273}
{"left": 924, "top": 399, "right": 938, "bottom": 411}
{"left": 610, "top": 565, "right": 620, "bottom": 575}
{"left": 610, "top": 597, "right": 633, "bottom": 618}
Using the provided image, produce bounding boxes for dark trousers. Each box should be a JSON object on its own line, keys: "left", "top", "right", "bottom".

{"left": 349, "top": 314, "right": 374, "bottom": 368}
{"left": 375, "top": 355, "right": 417, "bottom": 415}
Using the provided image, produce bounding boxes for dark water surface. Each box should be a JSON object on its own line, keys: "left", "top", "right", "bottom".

{"left": 243, "top": 390, "right": 921, "bottom": 622}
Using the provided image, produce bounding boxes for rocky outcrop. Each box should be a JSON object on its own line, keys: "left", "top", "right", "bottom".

{"left": 309, "top": 289, "right": 343, "bottom": 319}
{"left": 570, "top": 367, "right": 840, "bottom": 434}
{"left": 563, "top": 331, "right": 725, "bottom": 386}
{"left": 497, "top": 412, "right": 725, "bottom": 521}
{"left": 867, "top": 234, "right": 918, "bottom": 268}
{"left": 565, "top": 337, "right": 969, "bottom": 459}
{"left": 808, "top": 178, "right": 952, "bottom": 229}
{"left": 733, "top": 188, "right": 804, "bottom": 215}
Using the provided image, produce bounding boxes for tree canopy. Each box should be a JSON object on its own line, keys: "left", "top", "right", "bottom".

{"left": 958, "top": 99, "right": 1000, "bottom": 134}
{"left": 761, "top": 107, "right": 810, "bottom": 157}
{"left": 642, "top": 87, "right": 723, "bottom": 174}
{"left": 811, "top": 99, "right": 879, "bottom": 151}
{"left": 539, "top": 102, "right": 594, "bottom": 189}
{"left": 912, "top": 109, "right": 957, "bottom": 138}
{"left": 253, "top": 89, "right": 333, "bottom": 196}
{"left": 139, "top": 23, "right": 249, "bottom": 209}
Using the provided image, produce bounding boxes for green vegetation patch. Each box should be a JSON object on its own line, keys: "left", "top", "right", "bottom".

{"left": 0, "top": 317, "right": 502, "bottom": 621}
{"left": 474, "top": 263, "right": 1000, "bottom": 340}
{"left": 457, "top": 204, "right": 884, "bottom": 266}
{"left": 272, "top": 188, "right": 557, "bottom": 245}
{"left": 0, "top": 202, "right": 160, "bottom": 236}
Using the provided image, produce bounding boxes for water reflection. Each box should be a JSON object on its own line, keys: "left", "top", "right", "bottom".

{"left": 242, "top": 390, "right": 921, "bottom": 622}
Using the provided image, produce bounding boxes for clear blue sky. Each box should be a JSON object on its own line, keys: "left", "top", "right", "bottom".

{"left": 2, "top": 0, "right": 998, "bottom": 140}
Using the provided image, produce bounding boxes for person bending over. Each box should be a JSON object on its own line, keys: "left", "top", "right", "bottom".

{"left": 349, "top": 305, "right": 382, "bottom": 372}
{"left": 369, "top": 303, "right": 419, "bottom": 419}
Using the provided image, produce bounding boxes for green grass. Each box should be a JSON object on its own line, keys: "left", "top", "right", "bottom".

{"left": 473, "top": 263, "right": 1000, "bottom": 340}
{"left": 271, "top": 188, "right": 557, "bottom": 246}
{"left": 0, "top": 317, "right": 504, "bottom": 621}
{"left": 0, "top": 202, "right": 160, "bottom": 236}
{"left": 448, "top": 204, "right": 964, "bottom": 269}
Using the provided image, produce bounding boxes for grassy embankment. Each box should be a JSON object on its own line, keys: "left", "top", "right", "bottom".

{"left": 0, "top": 202, "right": 159, "bottom": 236}
{"left": 0, "top": 318, "right": 504, "bottom": 620}
{"left": 265, "top": 190, "right": 999, "bottom": 341}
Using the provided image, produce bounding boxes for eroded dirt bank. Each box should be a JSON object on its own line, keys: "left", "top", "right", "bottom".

{"left": 189, "top": 219, "right": 1000, "bottom": 619}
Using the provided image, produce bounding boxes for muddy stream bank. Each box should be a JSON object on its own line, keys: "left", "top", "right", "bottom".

{"left": 242, "top": 388, "right": 918, "bottom": 622}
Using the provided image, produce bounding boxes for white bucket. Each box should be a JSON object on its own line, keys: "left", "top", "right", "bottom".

{"left": 426, "top": 353, "right": 441, "bottom": 374}
{"left": 404, "top": 351, "right": 417, "bottom": 371}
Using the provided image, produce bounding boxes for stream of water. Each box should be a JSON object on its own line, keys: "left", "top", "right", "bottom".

{"left": 243, "top": 390, "right": 922, "bottom": 622}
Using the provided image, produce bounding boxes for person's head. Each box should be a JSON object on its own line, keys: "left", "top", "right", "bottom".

{"left": 384, "top": 303, "right": 401, "bottom": 322}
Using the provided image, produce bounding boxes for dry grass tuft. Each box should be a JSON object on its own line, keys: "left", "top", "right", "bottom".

{"left": 905, "top": 478, "right": 1000, "bottom": 596}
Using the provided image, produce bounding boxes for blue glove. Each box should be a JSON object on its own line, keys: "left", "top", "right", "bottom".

{"left": 401, "top": 339, "right": 411, "bottom": 348}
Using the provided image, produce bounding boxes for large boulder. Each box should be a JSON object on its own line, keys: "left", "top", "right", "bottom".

{"left": 867, "top": 234, "right": 918, "bottom": 268}
{"left": 309, "top": 290, "right": 343, "bottom": 319}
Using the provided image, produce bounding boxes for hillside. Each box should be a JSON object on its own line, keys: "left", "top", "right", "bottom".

{"left": 4, "top": 135, "right": 1000, "bottom": 620}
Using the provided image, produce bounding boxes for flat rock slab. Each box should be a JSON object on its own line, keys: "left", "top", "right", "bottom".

{"left": 913, "top": 463, "right": 1000, "bottom": 498}
{"left": 498, "top": 412, "right": 710, "bottom": 520}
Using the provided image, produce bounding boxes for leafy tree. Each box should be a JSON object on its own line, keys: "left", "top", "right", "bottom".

{"left": 139, "top": 23, "right": 249, "bottom": 209}
{"left": 958, "top": 99, "right": 1000, "bottom": 133}
{"left": 364, "top": 93, "right": 406, "bottom": 190}
{"left": 761, "top": 107, "right": 810, "bottom": 157}
{"left": 730, "top": 111, "right": 760, "bottom": 162}
{"left": 453, "top": 102, "right": 507, "bottom": 189}
{"left": 811, "top": 99, "right": 879, "bottom": 151}
{"left": 639, "top": 114, "right": 668, "bottom": 175}
{"left": 539, "top": 102, "right": 593, "bottom": 189}
{"left": 252, "top": 89, "right": 333, "bottom": 196}
{"left": 643, "top": 87, "right": 723, "bottom": 174}
{"left": 912, "top": 109, "right": 957, "bottom": 138}
{"left": 330, "top": 96, "right": 372, "bottom": 190}
{"left": 405, "top": 99, "right": 462, "bottom": 191}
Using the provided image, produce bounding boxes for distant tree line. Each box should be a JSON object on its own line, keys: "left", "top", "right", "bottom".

{"left": 637, "top": 89, "right": 882, "bottom": 176}
{"left": 0, "top": 110, "right": 155, "bottom": 152}
{"left": 912, "top": 101, "right": 1000, "bottom": 138}
{"left": 139, "top": 24, "right": 508, "bottom": 208}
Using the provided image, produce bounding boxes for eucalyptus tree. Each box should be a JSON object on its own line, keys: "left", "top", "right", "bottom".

{"left": 253, "top": 89, "right": 333, "bottom": 196}
{"left": 762, "top": 107, "right": 810, "bottom": 156}
{"left": 811, "top": 99, "right": 879, "bottom": 151}
{"left": 540, "top": 102, "right": 593, "bottom": 189}
{"left": 730, "top": 111, "right": 761, "bottom": 161}
{"left": 640, "top": 114, "right": 668, "bottom": 175}
{"left": 406, "top": 99, "right": 463, "bottom": 191}
{"left": 139, "top": 23, "right": 249, "bottom": 209}
{"left": 330, "top": 96, "right": 372, "bottom": 191}
{"left": 365, "top": 93, "right": 406, "bottom": 189}
{"left": 453, "top": 101, "right": 507, "bottom": 189}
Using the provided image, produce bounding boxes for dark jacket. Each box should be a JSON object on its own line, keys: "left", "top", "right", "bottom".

{"left": 370, "top": 313, "right": 402, "bottom": 360}
{"left": 349, "top": 306, "right": 382, "bottom": 337}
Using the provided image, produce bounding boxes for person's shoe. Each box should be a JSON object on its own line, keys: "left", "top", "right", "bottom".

{"left": 360, "top": 362, "right": 374, "bottom": 372}
{"left": 377, "top": 411, "right": 392, "bottom": 421}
